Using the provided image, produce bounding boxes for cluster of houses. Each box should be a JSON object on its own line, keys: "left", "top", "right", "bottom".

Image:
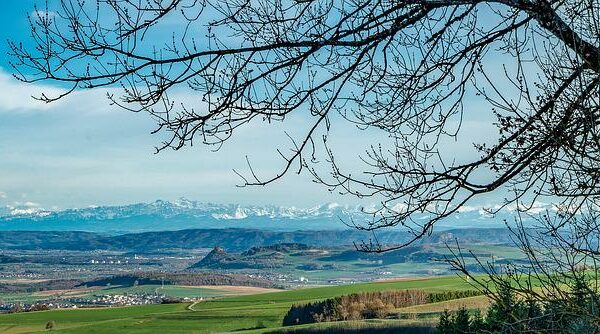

{"left": 0, "top": 292, "right": 181, "bottom": 313}
{"left": 89, "top": 293, "right": 165, "bottom": 306}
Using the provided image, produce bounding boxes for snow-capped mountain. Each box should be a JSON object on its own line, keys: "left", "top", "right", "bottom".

{"left": 2, "top": 198, "right": 363, "bottom": 221}
{"left": 0, "top": 199, "right": 367, "bottom": 233}
{"left": 0, "top": 198, "right": 532, "bottom": 233}
{"left": 4, "top": 198, "right": 358, "bottom": 220}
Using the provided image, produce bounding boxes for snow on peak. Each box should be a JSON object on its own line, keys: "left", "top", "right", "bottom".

{"left": 10, "top": 207, "right": 48, "bottom": 216}
{"left": 327, "top": 202, "right": 340, "bottom": 210}
{"left": 212, "top": 207, "right": 249, "bottom": 220}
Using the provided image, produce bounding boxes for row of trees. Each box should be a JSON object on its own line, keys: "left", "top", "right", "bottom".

{"left": 428, "top": 290, "right": 482, "bottom": 304}
{"left": 283, "top": 289, "right": 482, "bottom": 326}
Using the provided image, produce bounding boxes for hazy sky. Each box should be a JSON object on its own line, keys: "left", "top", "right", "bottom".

{"left": 0, "top": 1, "right": 500, "bottom": 211}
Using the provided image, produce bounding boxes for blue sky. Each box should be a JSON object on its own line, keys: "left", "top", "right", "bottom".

{"left": 0, "top": 1, "right": 502, "bottom": 211}
{"left": 0, "top": 1, "right": 358, "bottom": 209}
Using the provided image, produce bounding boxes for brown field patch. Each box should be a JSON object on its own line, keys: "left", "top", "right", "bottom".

{"left": 32, "top": 287, "right": 101, "bottom": 297}
{"left": 0, "top": 279, "right": 49, "bottom": 284}
{"left": 375, "top": 276, "right": 433, "bottom": 283}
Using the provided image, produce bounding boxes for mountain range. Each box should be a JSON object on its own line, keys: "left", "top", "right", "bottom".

{"left": 0, "top": 198, "right": 530, "bottom": 233}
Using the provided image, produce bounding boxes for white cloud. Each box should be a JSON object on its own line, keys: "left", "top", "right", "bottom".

{"left": 0, "top": 192, "right": 6, "bottom": 199}
{"left": 30, "top": 10, "right": 57, "bottom": 21}
{"left": 0, "top": 69, "right": 131, "bottom": 115}
{"left": 0, "top": 69, "right": 66, "bottom": 112}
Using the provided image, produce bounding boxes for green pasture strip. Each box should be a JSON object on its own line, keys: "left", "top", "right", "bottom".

{"left": 0, "top": 303, "right": 187, "bottom": 333}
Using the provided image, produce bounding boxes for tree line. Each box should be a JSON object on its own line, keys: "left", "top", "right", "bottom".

{"left": 283, "top": 289, "right": 482, "bottom": 326}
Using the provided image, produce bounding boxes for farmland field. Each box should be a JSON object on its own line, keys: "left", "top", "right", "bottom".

{"left": 0, "top": 275, "right": 479, "bottom": 333}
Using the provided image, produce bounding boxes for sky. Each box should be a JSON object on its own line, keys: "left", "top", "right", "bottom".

{"left": 0, "top": 1, "right": 501, "bottom": 211}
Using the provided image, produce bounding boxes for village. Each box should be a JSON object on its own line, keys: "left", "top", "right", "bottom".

{"left": 0, "top": 292, "right": 197, "bottom": 313}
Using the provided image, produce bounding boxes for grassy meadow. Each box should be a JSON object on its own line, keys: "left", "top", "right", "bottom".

{"left": 0, "top": 275, "right": 485, "bottom": 334}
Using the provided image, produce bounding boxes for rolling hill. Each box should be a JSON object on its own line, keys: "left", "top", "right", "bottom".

{"left": 0, "top": 228, "right": 515, "bottom": 252}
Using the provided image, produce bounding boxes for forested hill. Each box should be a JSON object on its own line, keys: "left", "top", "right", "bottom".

{"left": 0, "top": 228, "right": 513, "bottom": 252}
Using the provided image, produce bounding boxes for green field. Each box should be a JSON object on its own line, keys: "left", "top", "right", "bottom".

{"left": 0, "top": 275, "right": 479, "bottom": 334}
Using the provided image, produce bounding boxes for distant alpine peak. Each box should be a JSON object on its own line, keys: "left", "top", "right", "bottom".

{"left": 0, "top": 199, "right": 361, "bottom": 221}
